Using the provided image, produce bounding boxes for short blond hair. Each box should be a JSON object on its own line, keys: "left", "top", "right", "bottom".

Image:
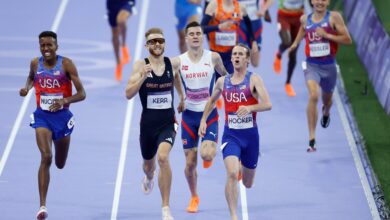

{"left": 145, "top": 27, "right": 164, "bottom": 39}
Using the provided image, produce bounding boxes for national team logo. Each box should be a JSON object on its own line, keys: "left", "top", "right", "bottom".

{"left": 54, "top": 70, "right": 60, "bottom": 76}
{"left": 182, "top": 139, "right": 188, "bottom": 145}
{"left": 240, "top": 85, "right": 246, "bottom": 90}
{"left": 182, "top": 65, "right": 188, "bottom": 71}
{"left": 321, "top": 23, "right": 328, "bottom": 27}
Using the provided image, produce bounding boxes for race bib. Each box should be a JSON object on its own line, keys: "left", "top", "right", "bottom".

{"left": 186, "top": 87, "right": 209, "bottom": 102}
{"left": 227, "top": 114, "right": 254, "bottom": 129}
{"left": 216, "top": 32, "right": 236, "bottom": 46}
{"left": 309, "top": 42, "right": 330, "bottom": 57}
{"left": 40, "top": 93, "right": 63, "bottom": 111}
{"left": 147, "top": 92, "right": 172, "bottom": 109}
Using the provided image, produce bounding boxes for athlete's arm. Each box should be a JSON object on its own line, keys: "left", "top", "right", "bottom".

{"left": 125, "top": 60, "right": 148, "bottom": 99}
{"left": 289, "top": 14, "right": 307, "bottom": 52}
{"left": 49, "top": 57, "right": 86, "bottom": 112}
{"left": 257, "top": 0, "right": 275, "bottom": 17}
{"left": 19, "top": 58, "right": 38, "bottom": 97}
{"left": 237, "top": 74, "right": 271, "bottom": 117}
{"left": 212, "top": 52, "right": 228, "bottom": 76}
{"left": 198, "top": 76, "right": 224, "bottom": 137}
{"left": 171, "top": 57, "right": 185, "bottom": 113}
{"left": 316, "top": 11, "right": 352, "bottom": 45}
{"left": 201, "top": 1, "right": 236, "bottom": 33}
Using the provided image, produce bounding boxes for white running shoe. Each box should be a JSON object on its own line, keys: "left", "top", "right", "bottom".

{"left": 162, "top": 206, "right": 174, "bottom": 220}
{"left": 141, "top": 175, "right": 154, "bottom": 195}
{"left": 36, "top": 206, "right": 48, "bottom": 220}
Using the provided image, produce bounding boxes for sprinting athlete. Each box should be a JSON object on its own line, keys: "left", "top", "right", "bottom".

{"left": 289, "top": 0, "right": 352, "bottom": 152}
{"left": 171, "top": 21, "right": 228, "bottom": 213}
{"left": 19, "top": 31, "right": 86, "bottom": 220}
{"left": 199, "top": 43, "right": 271, "bottom": 220}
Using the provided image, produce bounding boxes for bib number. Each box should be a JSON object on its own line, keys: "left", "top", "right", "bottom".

{"left": 309, "top": 42, "right": 330, "bottom": 57}
{"left": 216, "top": 32, "right": 236, "bottom": 46}
{"left": 40, "top": 93, "right": 63, "bottom": 111}
{"left": 228, "top": 114, "right": 254, "bottom": 129}
{"left": 147, "top": 92, "right": 172, "bottom": 109}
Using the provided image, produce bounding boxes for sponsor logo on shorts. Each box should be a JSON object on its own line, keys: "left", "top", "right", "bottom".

{"left": 165, "top": 137, "right": 173, "bottom": 143}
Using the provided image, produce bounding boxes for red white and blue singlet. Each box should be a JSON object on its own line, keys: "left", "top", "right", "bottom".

{"left": 223, "top": 72, "right": 258, "bottom": 129}
{"left": 305, "top": 11, "right": 338, "bottom": 64}
{"left": 34, "top": 55, "right": 72, "bottom": 111}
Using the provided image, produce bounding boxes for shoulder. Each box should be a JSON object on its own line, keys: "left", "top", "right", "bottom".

{"left": 205, "top": 0, "right": 217, "bottom": 14}
{"left": 300, "top": 14, "right": 308, "bottom": 23}
{"left": 170, "top": 56, "right": 181, "bottom": 68}
{"left": 134, "top": 59, "right": 146, "bottom": 68}
{"left": 31, "top": 57, "right": 39, "bottom": 65}
{"left": 61, "top": 56, "right": 72, "bottom": 64}
{"left": 250, "top": 72, "right": 263, "bottom": 83}
{"left": 330, "top": 11, "right": 343, "bottom": 22}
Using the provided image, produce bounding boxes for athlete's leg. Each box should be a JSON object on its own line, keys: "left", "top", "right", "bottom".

{"left": 241, "top": 165, "right": 256, "bottom": 188}
{"left": 224, "top": 156, "right": 240, "bottom": 220}
{"left": 111, "top": 27, "right": 121, "bottom": 65}
{"left": 286, "top": 47, "right": 298, "bottom": 84}
{"left": 53, "top": 135, "right": 70, "bottom": 169}
{"left": 200, "top": 140, "right": 216, "bottom": 163}
{"left": 278, "top": 29, "right": 292, "bottom": 56}
{"left": 322, "top": 92, "right": 333, "bottom": 116}
{"left": 306, "top": 80, "right": 320, "bottom": 141}
{"left": 116, "top": 9, "right": 130, "bottom": 47}
{"left": 184, "top": 147, "right": 198, "bottom": 198}
{"left": 143, "top": 157, "right": 156, "bottom": 181}
{"left": 157, "top": 142, "right": 173, "bottom": 207}
{"left": 35, "top": 127, "right": 53, "bottom": 207}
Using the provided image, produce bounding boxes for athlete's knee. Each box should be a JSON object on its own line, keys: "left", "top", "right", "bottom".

{"left": 157, "top": 153, "right": 169, "bottom": 167}
{"left": 40, "top": 152, "right": 52, "bottom": 166}
{"left": 226, "top": 170, "right": 239, "bottom": 182}
{"left": 55, "top": 160, "right": 66, "bottom": 169}
{"left": 143, "top": 161, "right": 155, "bottom": 174}
{"left": 242, "top": 178, "right": 254, "bottom": 188}
{"left": 309, "top": 90, "right": 319, "bottom": 103}
{"left": 185, "top": 159, "right": 197, "bottom": 172}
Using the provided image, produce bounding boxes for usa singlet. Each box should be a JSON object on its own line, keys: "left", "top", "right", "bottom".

{"left": 221, "top": 71, "right": 260, "bottom": 169}
{"left": 34, "top": 55, "right": 72, "bottom": 111}
{"left": 305, "top": 11, "right": 338, "bottom": 64}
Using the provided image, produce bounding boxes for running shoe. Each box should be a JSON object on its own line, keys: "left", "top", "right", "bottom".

{"left": 321, "top": 106, "right": 330, "bottom": 128}
{"left": 306, "top": 146, "right": 317, "bottom": 153}
{"left": 186, "top": 196, "right": 200, "bottom": 213}
{"left": 36, "top": 206, "right": 48, "bottom": 220}
{"left": 115, "top": 64, "right": 122, "bottom": 81}
{"left": 121, "top": 46, "right": 130, "bottom": 64}
{"left": 141, "top": 175, "right": 154, "bottom": 195}
{"left": 273, "top": 54, "right": 281, "bottom": 74}
{"left": 216, "top": 98, "right": 223, "bottom": 109}
{"left": 162, "top": 206, "right": 174, "bottom": 220}
{"left": 285, "top": 83, "right": 296, "bottom": 97}
{"left": 203, "top": 160, "right": 213, "bottom": 169}
{"left": 237, "top": 170, "right": 242, "bottom": 181}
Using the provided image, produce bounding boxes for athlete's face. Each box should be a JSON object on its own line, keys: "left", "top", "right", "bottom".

{"left": 231, "top": 45, "right": 249, "bottom": 69}
{"left": 146, "top": 33, "right": 165, "bottom": 56}
{"left": 311, "top": 0, "right": 329, "bottom": 13}
{"left": 185, "top": 26, "right": 203, "bottom": 48}
{"left": 39, "top": 37, "right": 58, "bottom": 61}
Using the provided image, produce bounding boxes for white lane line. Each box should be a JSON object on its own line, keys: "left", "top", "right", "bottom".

{"left": 0, "top": 0, "right": 69, "bottom": 177}
{"left": 110, "top": 0, "right": 150, "bottom": 219}
{"left": 334, "top": 87, "right": 381, "bottom": 220}
{"left": 240, "top": 182, "right": 249, "bottom": 220}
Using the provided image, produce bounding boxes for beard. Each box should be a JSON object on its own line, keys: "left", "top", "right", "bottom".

{"left": 149, "top": 46, "right": 164, "bottom": 56}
